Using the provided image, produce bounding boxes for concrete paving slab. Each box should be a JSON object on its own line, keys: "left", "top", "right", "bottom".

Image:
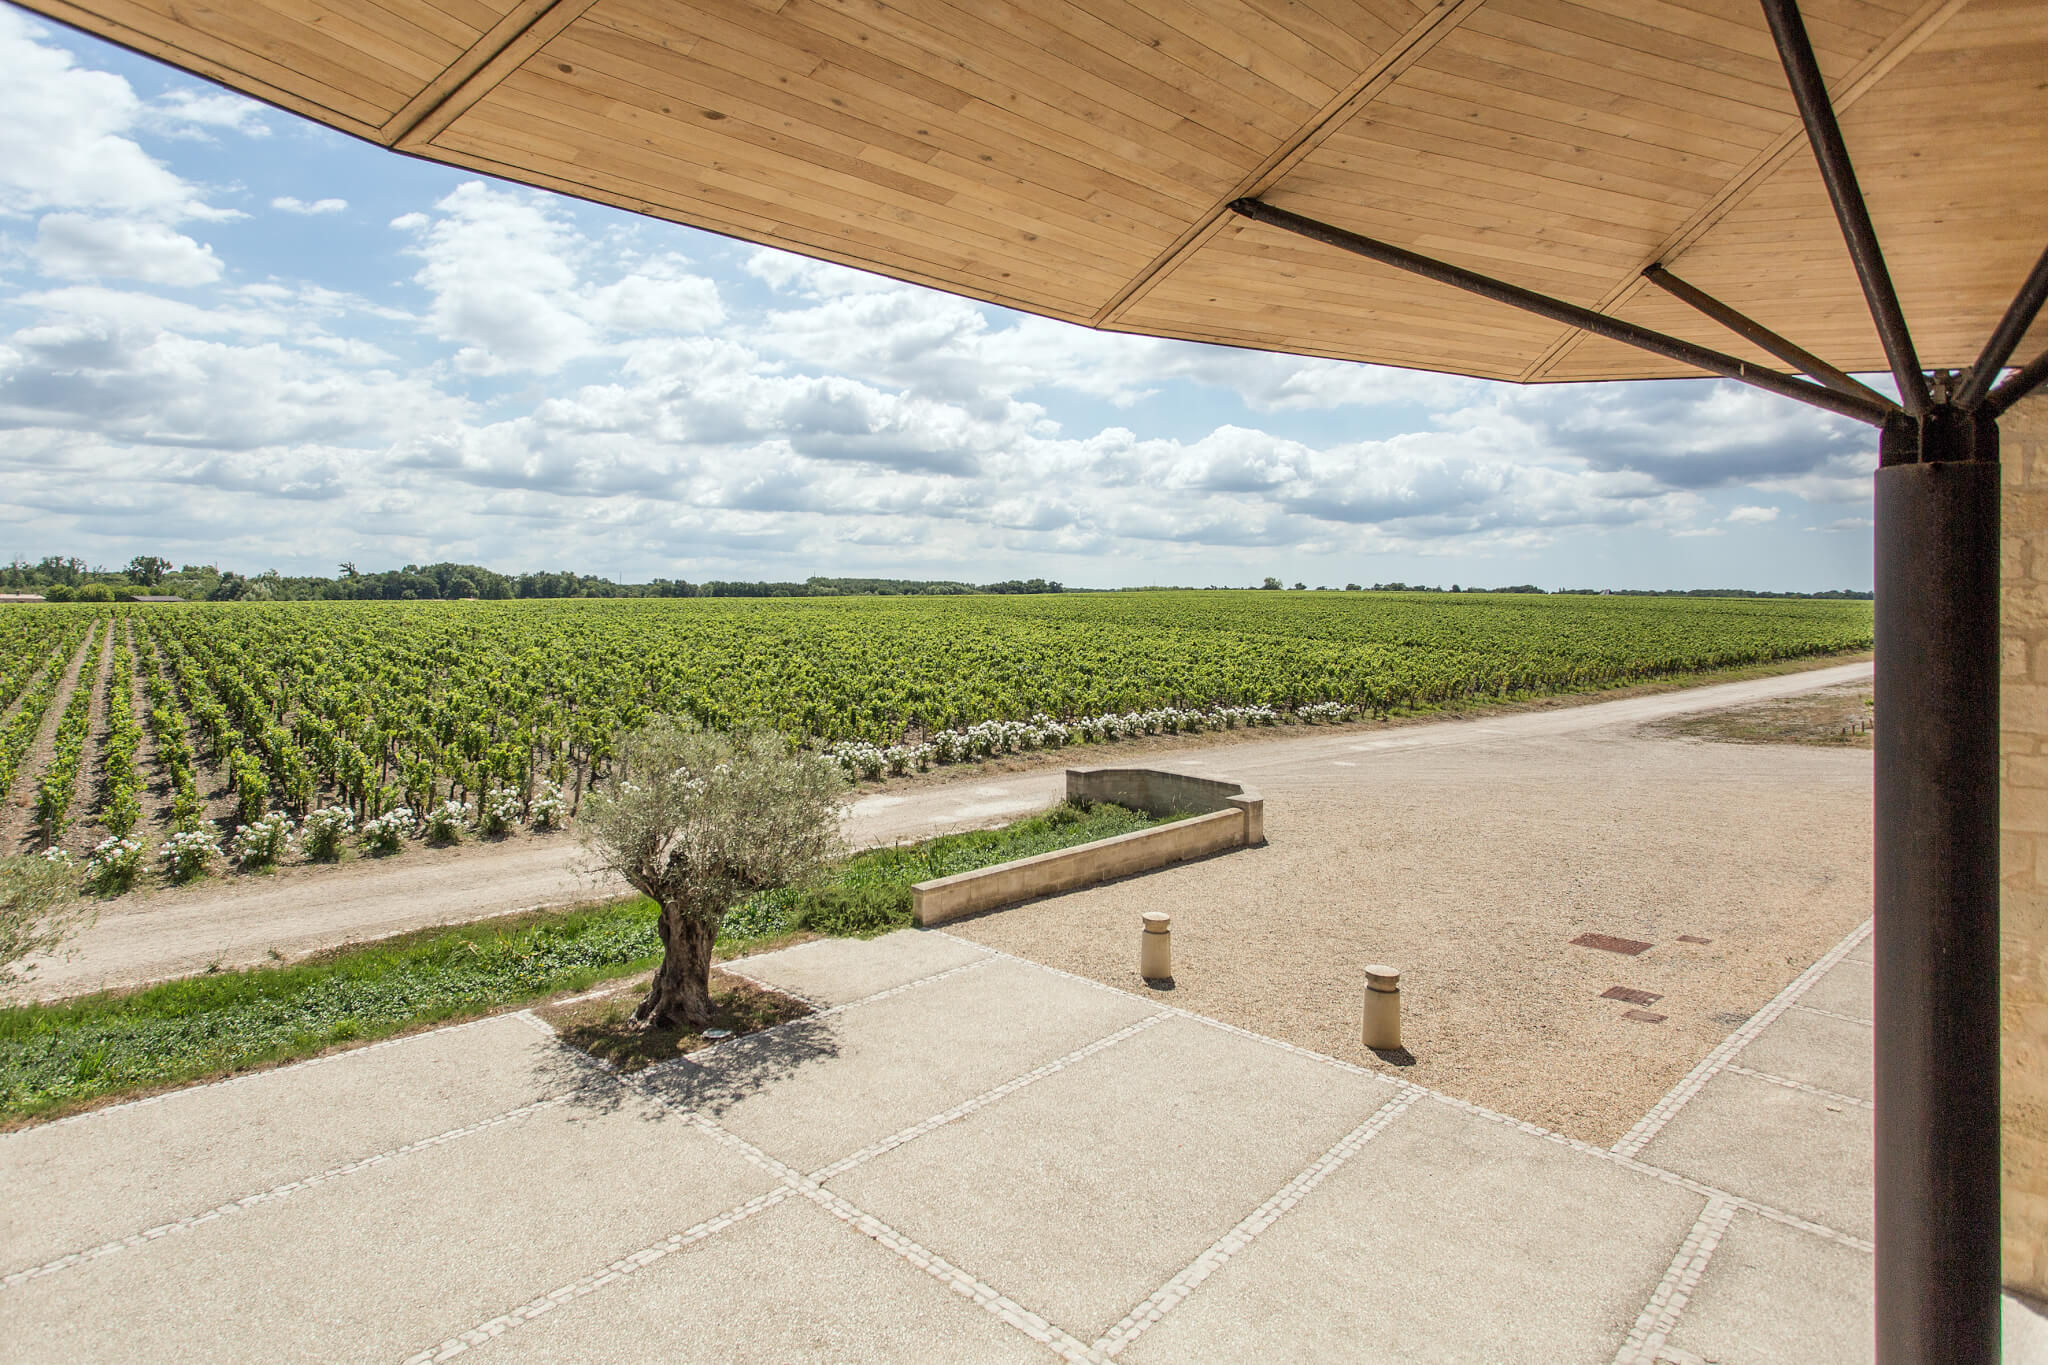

{"left": 641, "top": 956, "right": 1155, "bottom": 1173}
{"left": 1661, "top": 1210, "right": 1872, "bottom": 1365}
{"left": 4, "top": 1091, "right": 778, "bottom": 1365}
{"left": 1844, "top": 934, "right": 1874, "bottom": 965}
{"left": 2010, "top": 1294, "right": 2048, "bottom": 1364}
{"left": 477, "top": 1193, "right": 1052, "bottom": 1364}
{"left": 1636, "top": 1069, "right": 1872, "bottom": 1242}
{"left": 1122, "top": 1094, "right": 1705, "bottom": 1365}
{"left": 1796, "top": 955, "right": 1872, "bottom": 1022}
{"left": 1736, "top": 1007, "right": 1872, "bottom": 1102}
{"left": 727, "top": 930, "right": 992, "bottom": 1006}
{"left": 0, "top": 1014, "right": 587, "bottom": 1273}
{"left": 827, "top": 1013, "right": 1398, "bottom": 1342}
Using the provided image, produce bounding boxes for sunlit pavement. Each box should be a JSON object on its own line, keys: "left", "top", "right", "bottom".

{"left": 8, "top": 919, "right": 2036, "bottom": 1363}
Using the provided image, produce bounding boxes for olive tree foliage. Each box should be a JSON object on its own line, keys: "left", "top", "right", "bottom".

{"left": 580, "top": 717, "right": 847, "bottom": 1029}
{"left": 0, "top": 853, "right": 89, "bottom": 985}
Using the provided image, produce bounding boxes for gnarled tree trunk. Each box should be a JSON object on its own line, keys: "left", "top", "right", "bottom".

{"left": 635, "top": 903, "right": 718, "bottom": 1029}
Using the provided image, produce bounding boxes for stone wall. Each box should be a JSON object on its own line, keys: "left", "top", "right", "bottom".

{"left": 2000, "top": 389, "right": 2048, "bottom": 1299}
{"left": 1064, "top": 766, "right": 1265, "bottom": 844}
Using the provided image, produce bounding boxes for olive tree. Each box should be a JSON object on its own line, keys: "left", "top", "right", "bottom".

{"left": 580, "top": 717, "right": 846, "bottom": 1029}
{"left": 1, "top": 853, "right": 88, "bottom": 985}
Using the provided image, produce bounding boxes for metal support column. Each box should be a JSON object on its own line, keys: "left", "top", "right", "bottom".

{"left": 1873, "top": 408, "right": 2002, "bottom": 1364}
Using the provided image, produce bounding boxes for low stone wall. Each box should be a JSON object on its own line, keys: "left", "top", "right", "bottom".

{"left": 911, "top": 768, "right": 1263, "bottom": 927}
{"left": 1062, "top": 766, "right": 1265, "bottom": 844}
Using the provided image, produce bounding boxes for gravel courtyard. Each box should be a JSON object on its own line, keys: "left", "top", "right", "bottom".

{"left": 949, "top": 666, "right": 1874, "bottom": 1143}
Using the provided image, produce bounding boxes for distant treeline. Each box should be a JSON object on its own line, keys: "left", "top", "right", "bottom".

{"left": 3, "top": 556, "right": 1065, "bottom": 602}
{"left": 1554, "top": 587, "right": 1873, "bottom": 600}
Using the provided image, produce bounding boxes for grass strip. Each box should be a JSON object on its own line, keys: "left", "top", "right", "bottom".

{"left": 0, "top": 800, "right": 1171, "bottom": 1124}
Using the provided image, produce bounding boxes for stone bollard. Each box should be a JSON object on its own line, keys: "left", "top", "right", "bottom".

{"left": 1140, "top": 911, "right": 1172, "bottom": 981}
{"left": 1363, "top": 964, "right": 1401, "bottom": 1050}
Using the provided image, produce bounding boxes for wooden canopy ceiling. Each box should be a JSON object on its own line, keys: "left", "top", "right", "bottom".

{"left": 25, "top": 0, "right": 2047, "bottom": 389}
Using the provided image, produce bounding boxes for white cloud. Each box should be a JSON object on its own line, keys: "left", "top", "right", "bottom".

{"left": 393, "top": 182, "right": 723, "bottom": 374}
{"left": 272, "top": 197, "right": 347, "bottom": 216}
{"left": 33, "top": 214, "right": 222, "bottom": 285}
{"left": 147, "top": 89, "right": 270, "bottom": 140}
{"left": 0, "top": 9, "right": 227, "bottom": 222}
{"left": 0, "top": 22, "right": 1878, "bottom": 589}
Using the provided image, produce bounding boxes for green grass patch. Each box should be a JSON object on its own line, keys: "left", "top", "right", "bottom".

{"left": 721, "top": 799, "right": 1176, "bottom": 944}
{"left": 0, "top": 800, "right": 1169, "bottom": 1124}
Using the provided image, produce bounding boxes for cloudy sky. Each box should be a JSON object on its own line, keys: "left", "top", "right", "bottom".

{"left": 0, "top": 5, "right": 1879, "bottom": 591}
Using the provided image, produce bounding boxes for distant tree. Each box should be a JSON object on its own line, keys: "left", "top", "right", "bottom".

{"left": 339, "top": 561, "right": 359, "bottom": 578}
{"left": 1293, "top": 581, "right": 1307, "bottom": 591}
{"left": 1261, "top": 577, "right": 1283, "bottom": 591}
{"left": 209, "top": 572, "right": 251, "bottom": 601}
{"left": 75, "top": 583, "right": 114, "bottom": 603}
{"left": 580, "top": 718, "right": 846, "bottom": 1028}
{"left": 1345, "top": 583, "right": 1361, "bottom": 591}
{"left": 35, "top": 556, "right": 86, "bottom": 587}
{"left": 1451, "top": 583, "right": 1461, "bottom": 593}
{"left": 126, "top": 556, "right": 171, "bottom": 587}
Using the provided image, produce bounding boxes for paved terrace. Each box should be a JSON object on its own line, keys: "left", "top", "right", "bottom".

{"left": 7, "top": 925, "right": 2042, "bottom": 1362}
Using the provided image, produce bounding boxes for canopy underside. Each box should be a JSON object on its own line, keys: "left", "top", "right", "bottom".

{"left": 25, "top": 0, "right": 2047, "bottom": 384}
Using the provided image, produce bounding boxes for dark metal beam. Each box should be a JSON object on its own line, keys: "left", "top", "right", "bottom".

{"left": 1873, "top": 420, "right": 2003, "bottom": 1364}
{"left": 1760, "top": 0, "right": 1931, "bottom": 416}
{"left": 1959, "top": 242, "right": 2048, "bottom": 411}
{"left": 1642, "top": 263, "right": 1899, "bottom": 412}
{"left": 1987, "top": 347, "right": 2048, "bottom": 419}
{"left": 1225, "top": 198, "right": 1894, "bottom": 426}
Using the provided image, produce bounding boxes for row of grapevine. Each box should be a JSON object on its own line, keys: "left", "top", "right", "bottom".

{"left": 95, "top": 626, "right": 146, "bottom": 838}
{"left": 140, "top": 643, "right": 206, "bottom": 831}
{"left": 32, "top": 621, "right": 105, "bottom": 844}
{"left": 0, "top": 623, "right": 89, "bottom": 806}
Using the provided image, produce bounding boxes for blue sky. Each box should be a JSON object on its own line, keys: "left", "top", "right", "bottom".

{"left": 0, "top": 4, "right": 1879, "bottom": 591}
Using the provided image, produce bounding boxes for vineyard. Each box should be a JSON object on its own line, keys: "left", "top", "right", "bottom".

{"left": 0, "top": 592, "right": 1870, "bottom": 891}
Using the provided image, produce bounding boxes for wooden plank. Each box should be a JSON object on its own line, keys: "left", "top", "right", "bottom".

{"left": 811, "top": 0, "right": 1294, "bottom": 163}
{"left": 383, "top": 0, "right": 562, "bottom": 142}
{"left": 398, "top": 0, "right": 603, "bottom": 146}
{"left": 1092, "top": 0, "right": 1488, "bottom": 325}
{"left": 414, "top": 137, "right": 1113, "bottom": 324}
{"left": 446, "top": 93, "right": 1143, "bottom": 297}
{"left": 1518, "top": 0, "right": 1969, "bottom": 380}
{"left": 530, "top": 15, "right": 1223, "bottom": 223}
{"left": 1443, "top": 24, "right": 1796, "bottom": 137}
{"left": 504, "top": 58, "right": 1195, "bottom": 259}
{"left": 19, "top": 0, "right": 400, "bottom": 130}
{"left": 1369, "top": 83, "right": 1745, "bottom": 195}
{"left": 1466, "top": 3, "right": 1800, "bottom": 114}
{"left": 1396, "top": 57, "right": 1770, "bottom": 167}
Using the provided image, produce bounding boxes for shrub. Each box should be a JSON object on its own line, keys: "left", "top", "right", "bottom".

{"left": 529, "top": 781, "right": 567, "bottom": 830}
{"left": 360, "top": 807, "right": 414, "bottom": 853}
{"left": 83, "top": 837, "right": 146, "bottom": 894}
{"left": 478, "top": 787, "right": 524, "bottom": 837}
{"left": 420, "top": 800, "right": 470, "bottom": 844}
{"left": 229, "top": 812, "right": 295, "bottom": 868}
{"left": 300, "top": 806, "right": 354, "bottom": 861}
{"left": 160, "top": 830, "right": 219, "bottom": 883}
